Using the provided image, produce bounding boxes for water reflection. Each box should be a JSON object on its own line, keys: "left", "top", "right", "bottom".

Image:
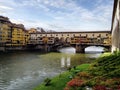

{"left": 61, "top": 56, "right": 71, "bottom": 68}
{"left": 61, "top": 57, "right": 65, "bottom": 68}
{"left": 59, "top": 47, "right": 76, "bottom": 54}
{"left": 85, "top": 46, "right": 104, "bottom": 52}
{"left": 67, "top": 57, "right": 70, "bottom": 67}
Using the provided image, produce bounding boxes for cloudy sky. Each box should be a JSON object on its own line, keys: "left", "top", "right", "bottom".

{"left": 0, "top": 0, "right": 114, "bottom": 31}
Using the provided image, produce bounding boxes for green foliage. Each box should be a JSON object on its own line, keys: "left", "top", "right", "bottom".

{"left": 86, "top": 80, "right": 96, "bottom": 87}
{"left": 90, "top": 52, "right": 120, "bottom": 78}
{"left": 64, "top": 52, "right": 120, "bottom": 89}
{"left": 34, "top": 71, "right": 71, "bottom": 90}
{"left": 76, "top": 64, "right": 90, "bottom": 71}
{"left": 44, "top": 78, "right": 51, "bottom": 86}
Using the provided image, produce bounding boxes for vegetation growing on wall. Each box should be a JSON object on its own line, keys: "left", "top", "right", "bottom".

{"left": 64, "top": 52, "right": 120, "bottom": 90}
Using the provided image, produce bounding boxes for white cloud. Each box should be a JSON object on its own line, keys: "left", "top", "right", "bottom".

{"left": 54, "top": 16, "right": 64, "bottom": 20}
{"left": 10, "top": 18, "right": 59, "bottom": 30}
{"left": 0, "top": 5, "right": 14, "bottom": 15}
{"left": 0, "top": 0, "right": 15, "bottom": 15}
{"left": 0, "top": 5, "right": 13, "bottom": 10}
{"left": 0, "top": 0, "right": 17, "bottom": 7}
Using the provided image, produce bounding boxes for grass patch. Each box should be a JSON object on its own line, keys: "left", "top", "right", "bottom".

{"left": 34, "top": 71, "right": 71, "bottom": 90}
{"left": 76, "top": 64, "right": 90, "bottom": 71}
{"left": 100, "top": 52, "right": 111, "bottom": 57}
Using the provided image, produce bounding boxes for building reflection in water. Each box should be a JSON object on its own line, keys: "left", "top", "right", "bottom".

{"left": 67, "top": 57, "right": 70, "bottom": 67}
{"left": 59, "top": 47, "right": 75, "bottom": 68}
{"left": 61, "top": 57, "right": 65, "bottom": 67}
{"left": 61, "top": 56, "right": 71, "bottom": 68}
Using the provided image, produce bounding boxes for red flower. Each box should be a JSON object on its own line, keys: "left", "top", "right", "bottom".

{"left": 93, "top": 85, "right": 107, "bottom": 90}
{"left": 67, "top": 79, "right": 84, "bottom": 87}
{"left": 118, "top": 85, "right": 120, "bottom": 90}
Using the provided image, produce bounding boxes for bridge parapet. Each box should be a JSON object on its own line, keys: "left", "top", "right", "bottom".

{"left": 28, "top": 31, "right": 111, "bottom": 52}
{"left": 29, "top": 32, "right": 111, "bottom": 45}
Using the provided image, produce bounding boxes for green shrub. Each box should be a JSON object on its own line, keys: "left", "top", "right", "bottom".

{"left": 89, "top": 52, "right": 120, "bottom": 78}
{"left": 86, "top": 80, "right": 96, "bottom": 87}
{"left": 44, "top": 78, "right": 51, "bottom": 86}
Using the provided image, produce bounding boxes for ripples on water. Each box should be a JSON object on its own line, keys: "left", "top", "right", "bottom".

{"left": 0, "top": 47, "right": 103, "bottom": 90}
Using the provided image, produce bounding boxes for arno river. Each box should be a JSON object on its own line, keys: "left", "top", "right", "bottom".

{"left": 0, "top": 47, "right": 103, "bottom": 90}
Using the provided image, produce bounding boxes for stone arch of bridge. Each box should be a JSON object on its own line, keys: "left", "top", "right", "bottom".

{"left": 57, "top": 44, "right": 111, "bottom": 53}
{"left": 57, "top": 44, "right": 87, "bottom": 53}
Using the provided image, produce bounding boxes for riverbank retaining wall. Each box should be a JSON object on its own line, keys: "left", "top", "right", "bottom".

{"left": 111, "top": 0, "right": 120, "bottom": 52}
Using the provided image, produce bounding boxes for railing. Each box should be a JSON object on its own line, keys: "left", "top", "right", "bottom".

{"left": 20, "top": 36, "right": 112, "bottom": 46}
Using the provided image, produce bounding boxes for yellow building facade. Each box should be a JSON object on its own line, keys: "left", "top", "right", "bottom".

{"left": 0, "top": 16, "right": 30, "bottom": 50}
{"left": 0, "top": 16, "right": 12, "bottom": 46}
{"left": 11, "top": 24, "right": 26, "bottom": 46}
{"left": 28, "top": 28, "right": 37, "bottom": 33}
{"left": 24, "top": 30, "right": 29, "bottom": 45}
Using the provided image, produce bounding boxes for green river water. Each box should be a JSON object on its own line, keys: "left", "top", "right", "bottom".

{"left": 0, "top": 47, "right": 102, "bottom": 90}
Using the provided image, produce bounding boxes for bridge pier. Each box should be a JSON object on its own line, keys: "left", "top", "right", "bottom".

{"left": 43, "top": 44, "right": 51, "bottom": 52}
{"left": 75, "top": 44, "right": 85, "bottom": 53}
{"left": 104, "top": 46, "right": 111, "bottom": 52}
{"left": 0, "top": 47, "right": 6, "bottom": 52}
{"left": 108, "top": 46, "right": 111, "bottom": 52}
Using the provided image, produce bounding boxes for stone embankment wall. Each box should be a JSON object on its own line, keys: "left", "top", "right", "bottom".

{"left": 111, "top": 0, "right": 120, "bottom": 52}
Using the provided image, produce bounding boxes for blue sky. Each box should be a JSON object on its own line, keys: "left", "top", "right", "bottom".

{"left": 0, "top": 0, "right": 114, "bottom": 31}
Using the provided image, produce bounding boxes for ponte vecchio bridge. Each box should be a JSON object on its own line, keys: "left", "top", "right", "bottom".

{"left": 29, "top": 31, "right": 111, "bottom": 53}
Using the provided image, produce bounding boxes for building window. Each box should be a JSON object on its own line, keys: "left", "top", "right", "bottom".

{"left": 92, "top": 34, "right": 94, "bottom": 36}
{"left": 56, "top": 34, "right": 58, "bottom": 36}
{"left": 106, "top": 34, "right": 108, "bottom": 36}
{"left": 67, "top": 34, "right": 69, "bottom": 36}
{"left": 51, "top": 34, "right": 52, "bottom": 36}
